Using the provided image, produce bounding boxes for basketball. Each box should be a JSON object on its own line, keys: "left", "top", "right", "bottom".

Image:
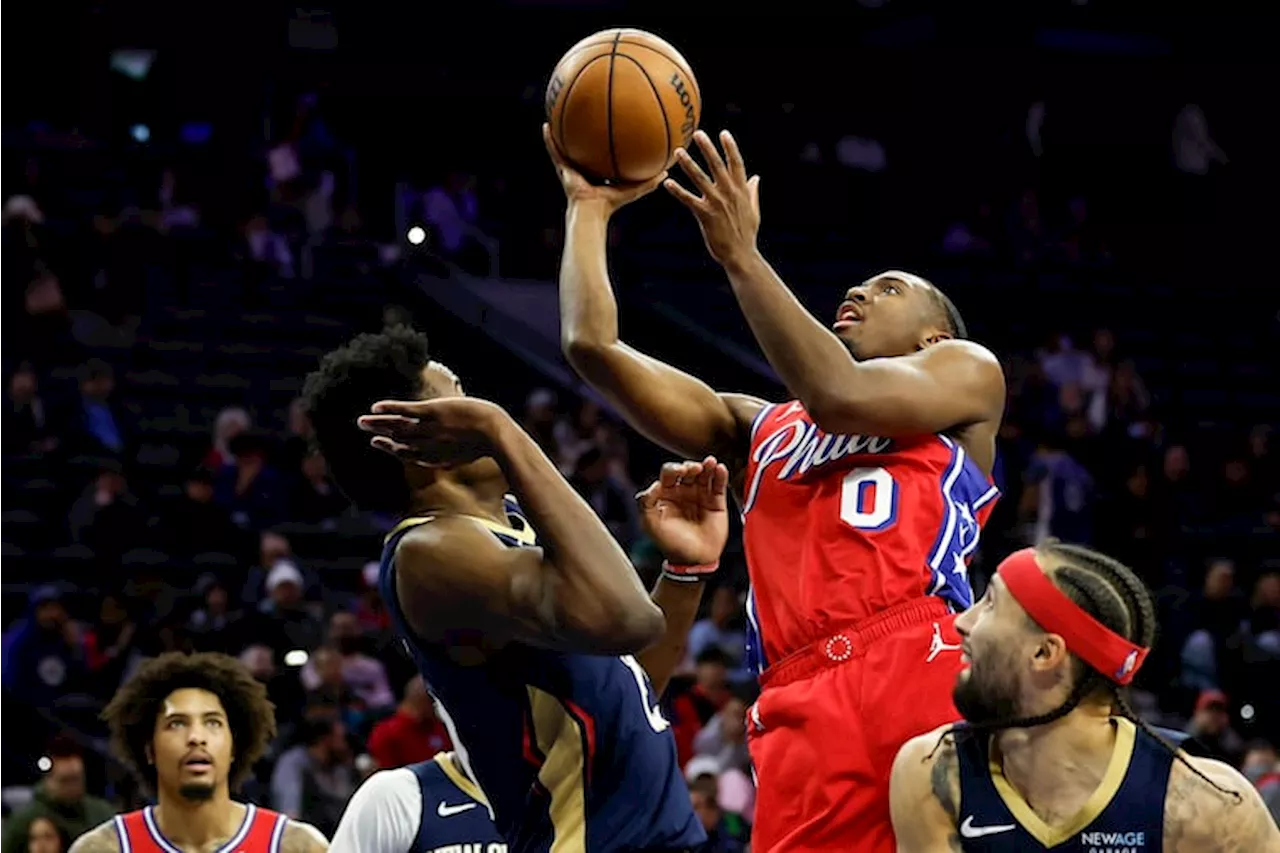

{"left": 546, "top": 29, "right": 702, "bottom": 184}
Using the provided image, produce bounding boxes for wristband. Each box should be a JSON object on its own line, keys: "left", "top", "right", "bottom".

{"left": 661, "top": 559, "right": 719, "bottom": 583}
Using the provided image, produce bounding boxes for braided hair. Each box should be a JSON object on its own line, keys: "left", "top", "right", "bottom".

{"left": 936, "top": 540, "right": 1239, "bottom": 799}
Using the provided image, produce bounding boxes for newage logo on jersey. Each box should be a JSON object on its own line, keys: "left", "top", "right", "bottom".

{"left": 428, "top": 844, "right": 507, "bottom": 853}
{"left": 1079, "top": 830, "right": 1144, "bottom": 853}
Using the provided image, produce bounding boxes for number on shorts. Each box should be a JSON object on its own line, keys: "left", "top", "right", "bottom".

{"left": 620, "top": 655, "right": 671, "bottom": 733}
{"left": 839, "top": 467, "right": 899, "bottom": 532}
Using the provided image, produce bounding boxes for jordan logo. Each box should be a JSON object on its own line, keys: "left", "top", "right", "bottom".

{"left": 926, "top": 622, "right": 962, "bottom": 662}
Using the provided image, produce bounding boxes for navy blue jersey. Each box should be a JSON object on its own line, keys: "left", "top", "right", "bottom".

{"left": 331, "top": 753, "right": 506, "bottom": 853}
{"left": 379, "top": 498, "right": 705, "bottom": 853}
{"left": 954, "top": 717, "right": 1172, "bottom": 851}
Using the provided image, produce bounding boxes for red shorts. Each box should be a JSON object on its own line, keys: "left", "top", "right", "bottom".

{"left": 746, "top": 598, "right": 964, "bottom": 853}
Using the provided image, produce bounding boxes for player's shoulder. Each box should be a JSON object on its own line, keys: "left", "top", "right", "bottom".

{"left": 893, "top": 723, "right": 959, "bottom": 783}
{"left": 1163, "top": 752, "right": 1280, "bottom": 852}
{"left": 279, "top": 819, "right": 330, "bottom": 852}
{"left": 720, "top": 392, "right": 770, "bottom": 424}
{"left": 352, "top": 764, "right": 424, "bottom": 805}
{"left": 67, "top": 820, "right": 121, "bottom": 853}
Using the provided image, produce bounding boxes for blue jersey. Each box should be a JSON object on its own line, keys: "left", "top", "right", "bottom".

{"left": 379, "top": 499, "right": 705, "bottom": 853}
{"left": 331, "top": 753, "right": 506, "bottom": 853}
{"left": 954, "top": 717, "right": 1172, "bottom": 852}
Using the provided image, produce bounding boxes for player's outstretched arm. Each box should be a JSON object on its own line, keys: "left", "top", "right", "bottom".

{"left": 667, "top": 130, "right": 1004, "bottom": 439}
{"left": 362, "top": 397, "right": 664, "bottom": 654}
{"left": 634, "top": 458, "right": 730, "bottom": 694}
{"left": 545, "top": 125, "right": 765, "bottom": 466}
{"left": 889, "top": 729, "right": 964, "bottom": 853}
{"left": 66, "top": 822, "right": 121, "bottom": 853}
{"left": 1164, "top": 754, "right": 1280, "bottom": 852}
{"left": 280, "top": 820, "right": 329, "bottom": 852}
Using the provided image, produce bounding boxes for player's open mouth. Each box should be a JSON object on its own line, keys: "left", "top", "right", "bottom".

{"left": 833, "top": 304, "right": 864, "bottom": 330}
{"left": 183, "top": 756, "right": 214, "bottom": 771}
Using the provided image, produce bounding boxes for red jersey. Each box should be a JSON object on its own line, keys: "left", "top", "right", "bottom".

{"left": 742, "top": 401, "right": 999, "bottom": 672}
{"left": 113, "top": 804, "right": 287, "bottom": 853}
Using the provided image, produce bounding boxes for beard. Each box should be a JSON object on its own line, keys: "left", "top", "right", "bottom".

{"left": 953, "top": 656, "right": 1022, "bottom": 726}
{"left": 177, "top": 782, "right": 216, "bottom": 802}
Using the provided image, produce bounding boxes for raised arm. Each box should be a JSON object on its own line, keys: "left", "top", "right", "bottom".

{"left": 632, "top": 458, "right": 731, "bottom": 695}
{"left": 366, "top": 398, "right": 663, "bottom": 654}
{"left": 889, "top": 729, "right": 964, "bottom": 853}
{"left": 665, "top": 130, "right": 1004, "bottom": 439}
{"left": 546, "top": 125, "right": 764, "bottom": 464}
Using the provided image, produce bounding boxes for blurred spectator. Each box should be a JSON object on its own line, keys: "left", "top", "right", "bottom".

{"left": 239, "top": 214, "right": 295, "bottom": 280}
{"left": 64, "top": 360, "right": 129, "bottom": 459}
{"left": 554, "top": 399, "right": 604, "bottom": 474}
{"left": 570, "top": 447, "right": 641, "bottom": 548}
{"left": 21, "top": 816, "right": 71, "bottom": 853}
{"left": 203, "top": 407, "right": 252, "bottom": 471}
{"left": 279, "top": 397, "right": 314, "bottom": 474}
{"left": 1241, "top": 740, "right": 1280, "bottom": 825}
{"left": 214, "top": 432, "right": 290, "bottom": 531}
{"left": 1178, "top": 559, "right": 1247, "bottom": 692}
{"left": 1173, "top": 104, "right": 1229, "bottom": 176}
{"left": 301, "top": 613, "right": 394, "bottom": 709}
{"left": 253, "top": 561, "right": 325, "bottom": 655}
{"left": 688, "top": 770, "right": 751, "bottom": 853}
{"left": 1182, "top": 689, "right": 1244, "bottom": 765}
{"left": 4, "top": 363, "right": 58, "bottom": 455}
{"left": 670, "top": 649, "right": 733, "bottom": 766}
{"left": 0, "top": 749, "right": 114, "bottom": 853}
{"left": 685, "top": 587, "right": 749, "bottom": 680}
{"left": 270, "top": 715, "right": 356, "bottom": 837}
{"left": 353, "top": 562, "right": 391, "bottom": 634}
{"left": 1020, "top": 433, "right": 1095, "bottom": 545}
{"left": 291, "top": 452, "right": 349, "bottom": 522}
{"left": 163, "top": 469, "right": 242, "bottom": 558}
{"left": 520, "top": 388, "right": 560, "bottom": 455}
{"left": 366, "top": 676, "right": 452, "bottom": 770}
{"left": 1, "top": 586, "right": 90, "bottom": 711}
{"left": 83, "top": 594, "right": 138, "bottom": 693}
{"left": 187, "top": 574, "right": 245, "bottom": 654}
{"left": 68, "top": 460, "right": 150, "bottom": 562}
{"left": 304, "top": 645, "right": 370, "bottom": 737}
{"left": 692, "top": 696, "right": 751, "bottom": 776}
{"left": 242, "top": 531, "right": 296, "bottom": 609}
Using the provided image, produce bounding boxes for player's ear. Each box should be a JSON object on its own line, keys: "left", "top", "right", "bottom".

{"left": 918, "top": 328, "right": 952, "bottom": 350}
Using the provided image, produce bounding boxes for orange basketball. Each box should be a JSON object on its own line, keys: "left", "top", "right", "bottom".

{"left": 546, "top": 29, "right": 702, "bottom": 184}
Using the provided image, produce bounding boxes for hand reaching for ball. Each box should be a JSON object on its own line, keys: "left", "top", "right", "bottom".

{"left": 543, "top": 124, "right": 667, "bottom": 215}
{"left": 665, "top": 129, "right": 762, "bottom": 269}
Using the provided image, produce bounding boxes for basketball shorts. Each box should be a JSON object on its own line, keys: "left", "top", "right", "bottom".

{"left": 745, "top": 597, "right": 965, "bottom": 853}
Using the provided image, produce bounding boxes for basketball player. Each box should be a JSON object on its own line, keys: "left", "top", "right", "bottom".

{"left": 891, "top": 541, "right": 1279, "bottom": 852}
{"left": 69, "top": 652, "right": 328, "bottom": 852}
{"left": 547, "top": 124, "right": 1004, "bottom": 852}
{"left": 331, "top": 751, "right": 505, "bottom": 853}
{"left": 303, "top": 326, "right": 723, "bottom": 851}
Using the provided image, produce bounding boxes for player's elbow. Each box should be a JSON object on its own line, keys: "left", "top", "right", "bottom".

{"left": 562, "top": 334, "right": 610, "bottom": 366}
{"left": 573, "top": 594, "right": 665, "bottom": 653}
{"left": 587, "top": 600, "right": 666, "bottom": 654}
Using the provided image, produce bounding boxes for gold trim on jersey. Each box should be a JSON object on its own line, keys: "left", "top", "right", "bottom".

{"left": 384, "top": 504, "right": 537, "bottom": 547}
{"left": 434, "top": 751, "right": 489, "bottom": 805}
{"left": 989, "top": 717, "right": 1137, "bottom": 848}
{"left": 527, "top": 686, "right": 587, "bottom": 853}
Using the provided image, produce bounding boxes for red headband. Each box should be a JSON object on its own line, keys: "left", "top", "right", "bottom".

{"left": 997, "top": 548, "right": 1149, "bottom": 685}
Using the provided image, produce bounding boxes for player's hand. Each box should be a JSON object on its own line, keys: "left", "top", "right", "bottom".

{"left": 543, "top": 124, "right": 667, "bottom": 215}
{"left": 664, "top": 130, "right": 761, "bottom": 268}
{"left": 637, "top": 457, "right": 729, "bottom": 566}
{"left": 357, "top": 398, "right": 509, "bottom": 468}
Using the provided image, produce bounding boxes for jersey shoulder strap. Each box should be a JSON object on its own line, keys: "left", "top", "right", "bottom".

{"left": 115, "top": 810, "right": 164, "bottom": 853}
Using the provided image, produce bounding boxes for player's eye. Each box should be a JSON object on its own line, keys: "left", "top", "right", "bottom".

{"left": 167, "top": 720, "right": 185, "bottom": 729}
{"left": 884, "top": 284, "right": 899, "bottom": 294}
{"left": 206, "top": 719, "right": 223, "bottom": 728}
